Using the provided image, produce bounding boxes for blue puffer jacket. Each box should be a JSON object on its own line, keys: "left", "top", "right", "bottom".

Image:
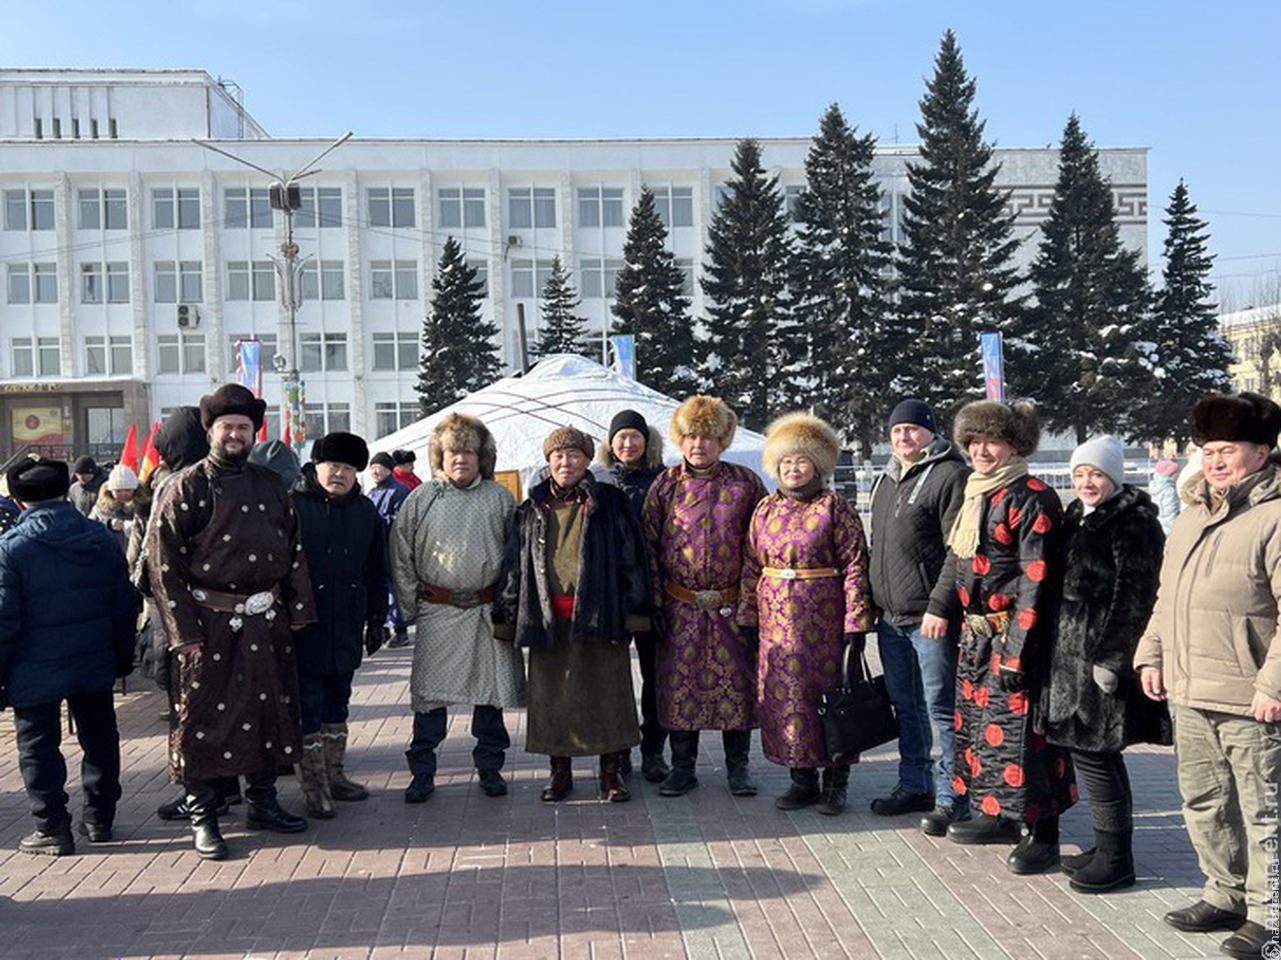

{"left": 0, "top": 501, "right": 140, "bottom": 708}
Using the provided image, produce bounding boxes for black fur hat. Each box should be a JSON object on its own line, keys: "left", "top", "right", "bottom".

{"left": 8, "top": 456, "right": 70, "bottom": 503}
{"left": 952, "top": 399, "right": 1040, "bottom": 456}
{"left": 199, "top": 383, "right": 266, "bottom": 431}
{"left": 1192, "top": 392, "right": 1281, "bottom": 448}
{"left": 311, "top": 432, "right": 370, "bottom": 470}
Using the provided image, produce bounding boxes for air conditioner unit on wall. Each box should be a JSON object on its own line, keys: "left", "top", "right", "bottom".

{"left": 507, "top": 235, "right": 522, "bottom": 247}
{"left": 177, "top": 304, "right": 201, "bottom": 328}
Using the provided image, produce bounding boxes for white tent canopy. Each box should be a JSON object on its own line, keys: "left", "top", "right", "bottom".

{"left": 368, "top": 354, "right": 767, "bottom": 493}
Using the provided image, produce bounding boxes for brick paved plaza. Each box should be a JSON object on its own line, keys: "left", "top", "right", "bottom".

{"left": 0, "top": 645, "right": 1229, "bottom": 959}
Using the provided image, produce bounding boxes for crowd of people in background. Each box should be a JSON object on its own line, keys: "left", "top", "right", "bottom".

{"left": 0, "top": 382, "right": 1278, "bottom": 960}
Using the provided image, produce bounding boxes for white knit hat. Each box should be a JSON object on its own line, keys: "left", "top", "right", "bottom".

{"left": 107, "top": 463, "right": 139, "bottom": 491}
{"left": 1069, "top": 435, "right": 1125, "bottom": 489}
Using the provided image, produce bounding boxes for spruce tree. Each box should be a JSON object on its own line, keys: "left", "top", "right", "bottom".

{"left": 701, "top": 138, "right": 797, "bottom": 429}
{"left": 791, "top": 102, "right": 892, "bottom": 458}
{"left": 1025, "top": 114, "right": 1152, "bottom": 442}
{"left": 611, "top": 187, "right": 700, "bottom": 397}
{"left": 533, "top": 256, "right": 592, "bottom": 359}
{"left": 894, "top": 30, "right": 1024, "bottom": 424}
{"left": 416, "top": 237, "right": 501, "bottom": 416}
{"left": 1129, "top": 180, "right": 1231, "bottom": 443}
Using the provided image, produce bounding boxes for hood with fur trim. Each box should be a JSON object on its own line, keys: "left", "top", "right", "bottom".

{"left": 952, "top": 399, "right": 1040, "bottom": 457}
{"left": 428, "top": 413, "right": 497, "bottom": 480}
{"left": 762, "top": 412, "right": 841, "bottom": 480}
{"left": 670, "top": 395, "right": 737, "bottom": 449}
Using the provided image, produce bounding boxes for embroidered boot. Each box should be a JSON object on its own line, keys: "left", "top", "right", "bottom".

{"left": 322, "top": 723, "right": 369, "bottom": 801}
{"left": 295, "top": 733, "right": 335, "bottom": 819}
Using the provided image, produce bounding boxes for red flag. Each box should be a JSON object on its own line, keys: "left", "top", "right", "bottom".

{"left": 138, "top": 423, "right": 162, "bottom": 482}
{"left": 259, "top": 419, "right": 268, "bottom": 442}
{"left": 119, "top": 423, "right": 139, "bottom": 471}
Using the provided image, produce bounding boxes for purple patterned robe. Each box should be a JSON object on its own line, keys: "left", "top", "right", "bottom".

{"left": 642, "top": 460, "right": 766, "bottom": 730}
{"left": 740, "top": 491, "right": 873, "bottom": 767}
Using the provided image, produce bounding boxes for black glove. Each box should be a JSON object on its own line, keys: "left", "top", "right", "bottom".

{"left": 115, "top": 653, "right": 136, "bottom": 680}
{"left": 844, "top": 632, "right": 866, "bottom": 655}
{"left": 364, "top": 621, "right": 385, "bottom": 656}
{"left": 739, "top": 624, "right": 759, "bottom": 649}
{"left": 997, "top": 666, "right": 1025, "bottom": 692}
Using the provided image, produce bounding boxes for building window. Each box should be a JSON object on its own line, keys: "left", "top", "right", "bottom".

{"left": 153, "top": 188, "right": 201, "bottom": 230}
{"left": 227, "top": 262, "right": 248, "bottom": 301}
{"left": 580, "top": 258, "right": 624, "bottom": 300}
{"left": 299, "top": 332, "right": 348, "bottom": 372}
{"left": 784, "top": 185, "right": 806, "bottom": 222}
{"left": 368, "top": 187, "right": 415, "bottom": 228}
{"left": 295, "top": 187, "right": 343, "bottom": 229}
{"left": 52, "top": 118, "right": 61, "bottom": 139}
{"left": 676, "top": 258, "right": 695, "bottom": 296}
{"left": 370, "top": 260, "right": 418, "bottom": 300}
{"left": 154, "top": 261, "right": 204, "bottom": 304}
{"left": 3, "top": 189, "right": 54, "bottom": 231}
{"left": 11, "top": 338, "right": 33, "bottom": 377}
{"left": 224, "top": 188, "right": 272, "bottom": 229}
{"left": 12, "top": 337, "right": 60, "bottom": 379}
{"left": 110, "top": 335, "right": 132, "bottom": 373}
{"left": 82, "top": 263, "right": 103, "bottom": 304}
{"left": 578, "top": 187, "right": 624, "bottom": 228}
{"left": 157, "top": 333, "right": 206, "bottom": 375}
{"left": 438, "top": 187, "right": 486, "bottom": 229}
{"left": 306, "top": 402, "right": 352, "bottom": 440}
{"left": 6, "top": 264, "right": 30, "bottom": 303}
{"left": 78, "top": 190, "right": 100, "bottom": 230}
{"left": 374, "top": 401, "right": 419, "bottom": 438}
{"left": 300, "top": 260, "right": 345, "bottom": 301}
{"left": 508, "top": 187, "right": 556, "bottom": 229}
{"left": 5, "top": 264, "right": 53, "bottom": 303}
{"left": 372, "top": 331, "right": 418, "bottom": 371}
{"left": 225, "top": 261, "right": 274, "bottom": 301}
{"left": 85, "top": 335, "right": 131, "bottom": 376}
{"left": 33, "top": 264, "right": 57, "bottom": 303}
{"left": 86, "top": 337, "right": 104, "bottom": 375}
{"left": 105, "top": 263, "right": 129, "bottom": 303}
{"left": 651, "top": 186, "right": 694, "bottom": 228}
{"left": 472, "top": 262, "right": 489, "bottom": 298}
{"left": 226, "top": 333, "right": 279, "bottom": 373}
{"left": 252, "top": 261, "right": 275, "bottom": 301}
{"left": 77, "top": 188, "right": 127, "bottom": 230}
{"left": 510, "top": 258, "right": 555, "bottom": 299}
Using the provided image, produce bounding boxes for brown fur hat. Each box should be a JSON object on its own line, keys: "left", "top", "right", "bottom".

{"left": 542, "top": 425, "right": 594, "bottom": 461}
{"left": 1192, "top": 392, "right": 1281, "bottom": 448}
{"left": 429, "top": 413, "right": 498, "bottom": 479}
{"left": 953, "top": 399, "right": 1040, "bottom": 457}
{"left": 762, "top": 412, "right": 841, "bottom": 480}
{"left": 670, "top": 395, "right": 737, "bottom": 449}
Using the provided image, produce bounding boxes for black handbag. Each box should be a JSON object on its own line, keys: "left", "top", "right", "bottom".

{"left": 817, "top": 640, "right": 898, "bottom": 765}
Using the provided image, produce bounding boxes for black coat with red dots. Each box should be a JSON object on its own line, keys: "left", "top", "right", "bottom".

{"left": 931, "top": 472, "right": 1076, "bottom": 824}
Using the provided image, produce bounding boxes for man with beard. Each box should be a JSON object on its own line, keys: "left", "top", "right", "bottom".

{"left": 144, "top": 383, "right": 317, "bottom": 860}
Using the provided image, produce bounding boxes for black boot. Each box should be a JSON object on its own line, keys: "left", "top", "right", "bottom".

{"left": 659, "top": 731, "right": 700, "bottom": 797}
{"left": 775, "top": 767, "right": 821, "bottom": 810}
{"left": 722, "top": 729, "right": 757, "bottom": 797}
{"left": 815, "top": 765, "right": 850, "bottom": 816}
{"left": 186, "top": 781, "right": 228, "bottom": 861}
{"left": 244, "top": 769, "right": 308, "bottom": 833}
{"left": 947, "top": 813, "right": 1022, "bottom": 845}
{"left": 1069, "top": 829, "right": 1135, "bottom": 893}
{"left": 541, "top": 756, "right": 574, "bottom": 802}
{"left": 1060, "top": 846, "right": 1097, "bottom": 876}
{"left": 1007, "top": 816, "right": 1060, "bottom": 875}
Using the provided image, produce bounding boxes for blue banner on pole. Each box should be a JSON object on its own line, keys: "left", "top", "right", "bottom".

{"left": 980, "top": 332, "right": 1005, "bottom": 401}
{"left": 610, "top": 334, "right": 636, "bottom": 380}
{"left": 235, "top": 338, "right": 263, "bottom": 397}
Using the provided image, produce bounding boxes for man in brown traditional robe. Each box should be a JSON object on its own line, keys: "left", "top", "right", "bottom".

{"left": 145, "top": 383, "right": 317, "bottom": 860}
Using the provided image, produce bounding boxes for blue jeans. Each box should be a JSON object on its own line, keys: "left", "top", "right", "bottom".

{"left": 877, "top": 620, "right": 961, "bottom": 807}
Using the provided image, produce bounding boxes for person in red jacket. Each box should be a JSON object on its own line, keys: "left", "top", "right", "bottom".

{"left": 392, "top": 449, "right": 422, "bottom": 491}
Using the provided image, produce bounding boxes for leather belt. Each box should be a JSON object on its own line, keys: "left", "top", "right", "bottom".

{"left": 190, "top": 585, "right": 280, "bottom": 631}
{"left": 420, "top": 582, "right": 497, "bottom": 609}
{"left": 964, "top": 611, "right": 1011, "bottom": 639}
{"left": 665, "top": 581, "right": 737, "bottom": 617}
{"left": 761, "top": 566, "right": 840, "bottom": 581}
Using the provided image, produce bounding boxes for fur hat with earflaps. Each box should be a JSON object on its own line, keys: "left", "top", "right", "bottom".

{"left": 1192, "top": 392, "right": 1281, "bottom": 448}
{"left": 762, "top": 412, "right": 841, "bottom": 481}
{"left": 670, "top": 395, "right": 737, "bottom": 449}
{"left": 952, "top": 399, "right": 1040, "bottom": 457}
{"left": 430, "top": 413, "right": 498, "bottom": 479}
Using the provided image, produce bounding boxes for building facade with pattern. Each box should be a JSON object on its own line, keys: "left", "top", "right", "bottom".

{"left": 0, "top": 68, "right": 1149, "bottom": 457}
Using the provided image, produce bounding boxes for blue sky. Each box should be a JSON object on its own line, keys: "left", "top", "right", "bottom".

{"left": 9, "top": 0, "right": 1278, "bottom": 306}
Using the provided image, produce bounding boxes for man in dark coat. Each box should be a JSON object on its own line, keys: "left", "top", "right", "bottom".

{"left": 145, "top": 383, "right": 317, "bottom": 860}
{"left": 290, "top": 432, "right": 388, "bottom": 818}
{"left": 367, "top": 451, "right": 412, "bottom": 647}
{"left": 68, "top": 455, "right": 109, "bottom": 516}
{"left": 0, "top": 457, "right": 139, "bottom": 854}
{"left": 868, "top": 399, "right": 970, "bottom": 834}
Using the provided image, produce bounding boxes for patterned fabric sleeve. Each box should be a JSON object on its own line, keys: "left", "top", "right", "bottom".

{"left": 737, "top": 499, "right": 768, "bottom": 628}
{"left": 388, "top": 497, "right": 421, "bottom": 616}
{"left": 833, "top": 496, "right": 874, "bottom": 634}
{"left": 640, "top": 471, "right": 670, "bottom": 608}
{"left": 998, "top": 482, "right": 1058, "bottom": 669}
{"left": 145, "top": 472, "right": 209, "bottom": 647}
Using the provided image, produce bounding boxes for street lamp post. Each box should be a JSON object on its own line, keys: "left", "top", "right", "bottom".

{"left": 193, "top": 132, "right": 352, "bottom": 451}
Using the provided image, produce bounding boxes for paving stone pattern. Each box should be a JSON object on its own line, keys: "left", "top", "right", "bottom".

{"left": 0, "top": 646, "right": 1220, "bottom": 958}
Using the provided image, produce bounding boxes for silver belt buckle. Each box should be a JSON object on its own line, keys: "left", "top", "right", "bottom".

{"left": 692, "top": 589, "right": 721, "bottom": 611}
{"left": 450, "top": 589, "right": 479, "bottom": 609}
{"left": 718, "top": 605, "right": 734, "bottom": 618}
{"left": 777, "top": 568, "right": 797, "bottom": 580}
{"left": 191, "top": 588, "right": 208, "bottom": 601}
{"left": 244, "top": 591, "right": 275, "bottom": 616}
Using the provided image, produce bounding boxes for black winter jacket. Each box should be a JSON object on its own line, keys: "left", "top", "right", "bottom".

{"left": 291, "top": 465, "right": 389, "bottom": 676}
{"left": 869, "top": 438, "right": 969, "bottom": 625}
{"left": 493, "top": 474, "right": 649, "bottom": 649}
{"left": 1045, "top": 486, "right": 1172, "bottom": 752}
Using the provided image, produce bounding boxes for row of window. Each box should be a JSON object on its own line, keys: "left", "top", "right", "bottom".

{"left": 5, "top": 255, "right": 685, "bottom": 306}
{"left": 32, "top": 117, "right": 118, "bottom": 140}
{"left": 1, "top": 185, "right": 701, "bottom": 233}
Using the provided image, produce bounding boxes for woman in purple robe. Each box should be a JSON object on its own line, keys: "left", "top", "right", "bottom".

{"left": 740, "top": 413, "right": 872, "bottom": 815}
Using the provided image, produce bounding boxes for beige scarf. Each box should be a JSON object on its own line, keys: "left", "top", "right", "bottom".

{"left": 946, "top": 457, "right": 1029, "bottom": 559}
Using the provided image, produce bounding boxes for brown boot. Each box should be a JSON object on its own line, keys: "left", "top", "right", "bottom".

{"left": 600, "top": 752, "right": 631, "bottom": 803}
{"left": 295, "top": 733, "right": 335, "bottom": 819}
{"left": 541, "top": 756, "right": 573, "bottom": 802}
{"left": 322, "top": 723, "right": 369, "bottom": 802}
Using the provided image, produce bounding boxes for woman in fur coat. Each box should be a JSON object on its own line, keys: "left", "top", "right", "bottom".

{"left": 1045, "top": 435, "right": 1170, "bottom": 894}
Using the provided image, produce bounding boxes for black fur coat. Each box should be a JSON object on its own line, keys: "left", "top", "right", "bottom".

{"left": 1044, "top": 485, "right": 1172, "bottom": 753}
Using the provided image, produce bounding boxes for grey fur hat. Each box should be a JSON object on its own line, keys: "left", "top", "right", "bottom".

{"left": 952, "top": 399, "right": 1040, "bottom": 457}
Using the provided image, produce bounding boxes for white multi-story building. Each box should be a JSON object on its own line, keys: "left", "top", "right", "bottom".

{"left": 0, "top": 68, "right": 1149, "bottom": 457}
